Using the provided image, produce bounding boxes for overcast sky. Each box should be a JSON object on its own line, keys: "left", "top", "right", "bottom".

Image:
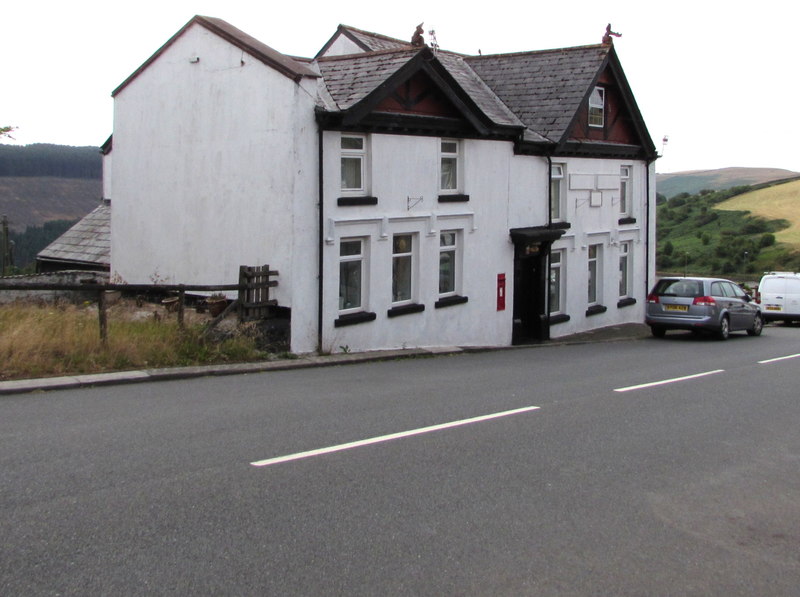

{"left": 2, "top": 0, "right": 798, "bottom": 174}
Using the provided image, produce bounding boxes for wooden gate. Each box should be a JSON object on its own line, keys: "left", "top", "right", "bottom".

{"left": 238, "top": 265, "right": 278, "bottom": 321}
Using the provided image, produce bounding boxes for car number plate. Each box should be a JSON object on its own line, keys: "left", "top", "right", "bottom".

{"left": 766, "top": 306, "right": 781, "bottom": 311}
{"left": 664, "top": 304, "right": 688, "bottom": 312}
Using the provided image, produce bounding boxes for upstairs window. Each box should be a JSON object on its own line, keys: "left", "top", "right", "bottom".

{"left": 588, "top": 87, "right": 605, "bottom": 127}
{"left": 550, "top": 164, "right": 565, "bottom": 221}
{"left": 440, "top": 140, "right": 460, "bottom": 192}
{"left": 619, "top": 166, "right": 631, "bottom": 215}
{"left": 341, "top": 135, "right": 366, "bottom": 193}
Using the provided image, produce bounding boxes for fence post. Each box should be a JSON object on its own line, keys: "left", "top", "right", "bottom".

{"left": 98, "top": 289, "right": 108, "bottom": 346}
{"left": 177, "top": 285, "right": 185, "bottom": 329}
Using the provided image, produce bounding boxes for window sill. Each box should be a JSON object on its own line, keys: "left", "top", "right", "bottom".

{"left": 549, "top": 221, "right": 571, "bottom": 230}
{"left": 618, "top": 216, "right": 637, "bottom": 225}
{"left": 337, "top": 196, "right": 378, "bottom": 206}
{"left": 585, "top": 304, "right": 607, "bottom": 317}
{"left": 387, "top": 303, "right": 425, "bottom": 318}
{"left": 435, "top": 295, "right": 469, "bottom": 309}
{"left": 438, "top": 194, "right": 470, "bottom": 203}
{"left": 549, "top": 313, "right": 571, "bottom": 325}
{"left": 617, "top": 297, "right": 637, "bottom": 308}
{"left": 334, "top": 311, "right": 376, "bottom": 327}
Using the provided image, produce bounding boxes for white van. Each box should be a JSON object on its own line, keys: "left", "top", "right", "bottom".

{"left": 757, "top": 272, "right": 800, "bottom": 323}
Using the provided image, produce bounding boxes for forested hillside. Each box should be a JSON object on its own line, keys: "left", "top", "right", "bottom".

{"left": 1, "top": 143, "right": 103, "bottom": 271}
{"left": 0, "top": 143, "right": 102, "bottom": 232}
{"left": 0, "top": 144, "right": 101, "bottom": 178}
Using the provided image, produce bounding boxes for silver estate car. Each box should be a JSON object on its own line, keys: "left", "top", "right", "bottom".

{"left": 646, "top": 277, "right": 763, "bottom": 339}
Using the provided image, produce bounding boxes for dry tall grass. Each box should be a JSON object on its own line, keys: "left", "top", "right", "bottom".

{"left": 0, "top": 301, "right": 265, "bottom": 381}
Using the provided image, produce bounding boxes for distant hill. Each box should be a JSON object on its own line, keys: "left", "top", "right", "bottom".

{"left": 0, "top": 143, "right": 102, "bottom": 232}
{"left": 656, "top": 167, "right": 800, "bottom": 200}
{"left": 0, "top": 177, "right": 102, "bottom": 232}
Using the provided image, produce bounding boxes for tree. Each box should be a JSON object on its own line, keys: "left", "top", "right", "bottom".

{"left": 0, "top": 125, "right": 16, "bottom": 139}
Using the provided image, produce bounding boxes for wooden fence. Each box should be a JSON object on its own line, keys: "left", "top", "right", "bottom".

{"left": 0, "top": 265, "right": 278, "bottom": 344}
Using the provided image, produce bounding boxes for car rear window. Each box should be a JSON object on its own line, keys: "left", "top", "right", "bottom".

{"left": 654, "top": 279, "right": 703, "bottom": 297}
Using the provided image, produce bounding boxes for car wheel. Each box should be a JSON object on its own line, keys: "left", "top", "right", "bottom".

{"left": 650, "top": 326, "right": 666, "bottom": 338}
{"left": 747, "top": 313, "right": 763, "bottom": 336}
{"left": 717, "top": 316, "right": 730, "bottom": 340}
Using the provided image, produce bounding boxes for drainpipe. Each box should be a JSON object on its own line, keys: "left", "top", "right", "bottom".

{"left": 546, "top": 154, "right": 553, "bottom": 227}
{"left": 317, "top": 128, "right": 324, "bottom": 353}
{"left": 645, "top": 158, "right": 653, "bottom": 296}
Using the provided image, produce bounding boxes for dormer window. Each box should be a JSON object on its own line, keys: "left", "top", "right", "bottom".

{"left": 589, "top": 86, "right": 605, "bottom": 127}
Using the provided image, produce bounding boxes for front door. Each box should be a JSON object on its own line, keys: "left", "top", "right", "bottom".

{"left": 512, "top": 244, "right": 548, "bottom": 343}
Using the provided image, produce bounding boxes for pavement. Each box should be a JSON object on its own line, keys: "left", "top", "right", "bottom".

{"left": 0, "top": 323, "right": 651, "bottom": 396}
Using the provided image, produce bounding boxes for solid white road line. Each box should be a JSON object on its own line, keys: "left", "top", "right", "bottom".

{"left": 758, "top": 353, "right": 800, "bottom": 364}
{"left": 614, "top": 369, "right": 725, "bottom": 393}
{"left": 250, "top": 405, "right": 541, "bottom": 467}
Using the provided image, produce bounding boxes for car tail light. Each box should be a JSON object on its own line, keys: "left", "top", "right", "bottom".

{"left": 693, "top": 296, "right": 716, "bottom": 306}
{"left": 647, "top": 293, "right": 659, "bottom": 304}
{"left": 755, "top": 290, "right": 761, "bottom": 304}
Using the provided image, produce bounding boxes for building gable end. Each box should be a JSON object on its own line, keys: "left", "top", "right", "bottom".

{"left": 112, "top": 16, "right": 317, "bottom": 97}
{"left": 558, "top": 49, "right": 656, "bottom": 159}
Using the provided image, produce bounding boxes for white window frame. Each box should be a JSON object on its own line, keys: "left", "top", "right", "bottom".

{"left": 338, "top": 237, "right": 367, "bottom": 314}
{"left": 619, "top": 166, "right": 631, "bottom": 215}
{"left": 550, "top": 164, "right": 565, "bottom": 222}
{"left": 588, "top": 243, "right": 602, "bottom": 305}
{"left": 439, "top": 139, "right": 461, "bottom": 193}
{"left": 549, "top": 249, "right": 565, "bottom": 314}
{"left": 438, "top": 230, "right": 461, "bottom": 297}
{"left": 588, "top": 87, "right": 605, "bottom": 128}
{"left": 391, "top": 233, "right": 416, "bottom": 306}
{"left": 340, "top": 134, "right": 367, "bottom": 195}
{"left": 619, "top": 241, "right": 631, "bottom": 298}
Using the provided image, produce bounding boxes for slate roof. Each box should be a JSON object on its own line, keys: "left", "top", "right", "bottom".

{"left": 316, "top": 48, "right": 525, "bottom": 131}
{"left": 37, "top": 201, "right": 110, "bottom": 268}
{"left": 317, "top": 49, "right": 421, "bottom": 110}
{"left": 343, "top": 26, "right": 413, "bottom": 52}
{"left": 466, "top": 45, "right": 611, "bottom": 142}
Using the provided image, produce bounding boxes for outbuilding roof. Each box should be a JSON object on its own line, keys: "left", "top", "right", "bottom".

{"left": 37, "top": 201, "right": 110, "bottom": 269}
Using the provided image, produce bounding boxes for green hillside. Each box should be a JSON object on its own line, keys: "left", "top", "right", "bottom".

{"left": 656, "top": 180, "right": 800, "bottom": 277}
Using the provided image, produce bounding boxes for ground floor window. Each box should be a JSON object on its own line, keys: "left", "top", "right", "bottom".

{"left": 339, "top": 238, "right": 365, "bottom": 312}
{"left": 392, "top": 234, "right": 414, "bottom": 304}
{"left": 439, "top": 230, "right": 459, "bottom": 296}
{"left": 619, "top": 241, "right": 631, "bottom": 298}
{"left": 588, "top": 244, "right": 602, "bottom": 305}
{"left": 549, "top": 249, "right": 565, "bottom": 313}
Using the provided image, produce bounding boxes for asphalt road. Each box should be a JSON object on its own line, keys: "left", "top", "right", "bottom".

{"left": 2, "top": 325, "right": 800, "bottom": 595}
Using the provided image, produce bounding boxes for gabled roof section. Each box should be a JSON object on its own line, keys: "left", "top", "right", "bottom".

{"left": 467, "top": 44, "right": 655, "bottom": 156}
{"left": 112, "top": 15, "right": 318, "bottom": 97}
{"left": 315, "top": 47, "right": 524, "bottom": 136}
{"left": 37, "top": 201, "right": 110, "bottom": 268}
{"left": 466, "top": 44, "right": 610, "bottom": 142}
{"left": 315, "top": 25, "right": 412, "bottom": 58}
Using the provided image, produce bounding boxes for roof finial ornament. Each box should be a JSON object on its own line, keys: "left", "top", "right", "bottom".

{"left": 428, "top": 29, "right": 439, "bottom": 55}
{"left": 411, "top": 23, "right": 425, "bottom": 47}
{"left": 602, "top": 23, "right": 621, "bottom": 45}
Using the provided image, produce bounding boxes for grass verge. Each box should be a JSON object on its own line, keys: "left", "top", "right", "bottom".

{"left": 0, "top": 302, "right": 267, "bottom": 381}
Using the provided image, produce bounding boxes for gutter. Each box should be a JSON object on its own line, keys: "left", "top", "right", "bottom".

{"left": 317, "top": 128, "right": 324, "bottom": 352}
